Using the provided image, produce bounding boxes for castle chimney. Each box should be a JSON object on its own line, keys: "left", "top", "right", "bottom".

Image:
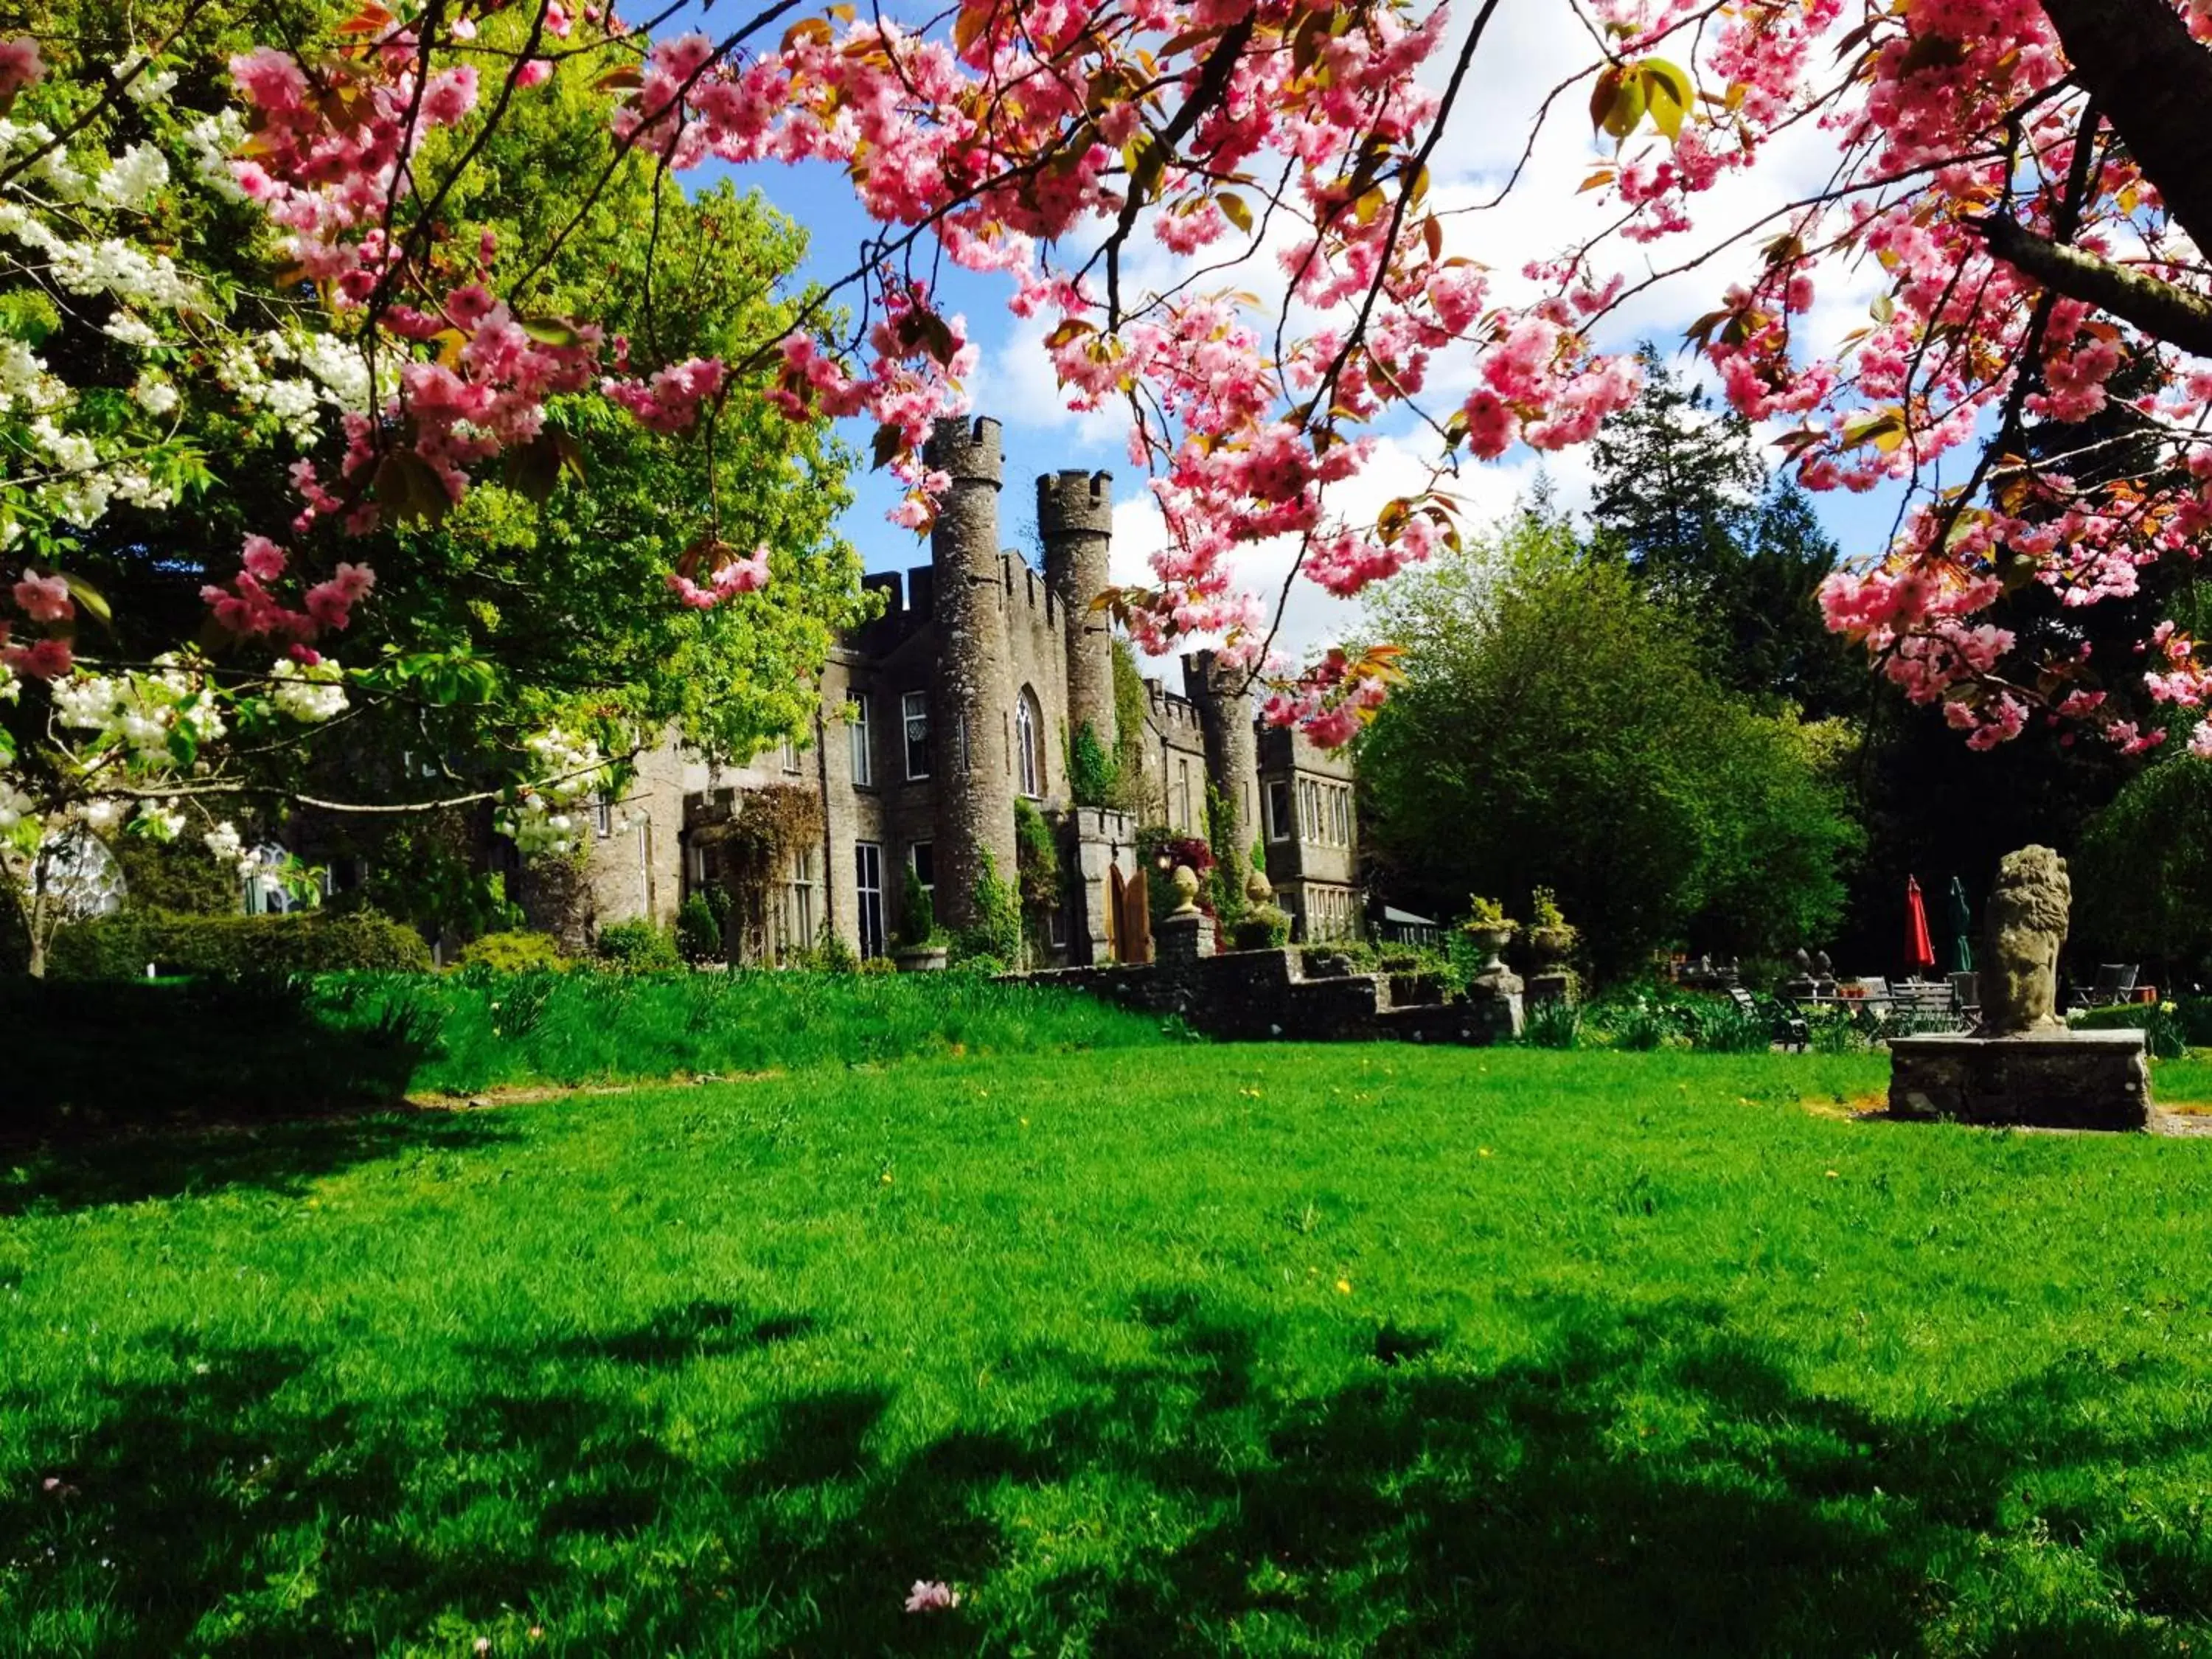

{"left": 925, "top": 417, "right": 1018, "bottom": 930}
{"left": 1038, "top": 470, "right": 1118, "bottom": 761}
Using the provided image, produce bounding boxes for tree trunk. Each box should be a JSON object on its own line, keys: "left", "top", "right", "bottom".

{"left": 2038, "top": 0, "right": 2212, "bottom": 259}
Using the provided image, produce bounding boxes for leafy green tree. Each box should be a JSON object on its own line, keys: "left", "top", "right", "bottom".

{"left": 2073, "top": 757, "right": 2212, "bottom": 981}
{"left": 1359, "top": 509, "right": 1862, "bottom": 980}
{"left": 1589, "top": 348, "right": 1860, "bottom": 717}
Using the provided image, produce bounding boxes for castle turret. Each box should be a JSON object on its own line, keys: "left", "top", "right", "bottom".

{"left": 926, "top": 417, "right": 1018, "bottom": 931}
{"left": 1184, "top": 649, "right": 1259, "bottom": 890}
{"left": 1039, "top": 470, "right": 1117, "bottom": 761}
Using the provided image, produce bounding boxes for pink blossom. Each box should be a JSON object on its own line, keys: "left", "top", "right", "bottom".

{"left": 0, "top": 36, "right": 44, "bottom": 102}
{"left": 2, "top": 638, "right": 72, "bottom": 679}
{"left": 904, "top": 1581, "right": 958, "bottom": 1613}
{"left": 12, "top": 572, "right": 73, "bottom": 624}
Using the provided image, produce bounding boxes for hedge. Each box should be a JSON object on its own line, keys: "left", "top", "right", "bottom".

{"left": 46, "top": 909, "right": 432, "bottom": 980}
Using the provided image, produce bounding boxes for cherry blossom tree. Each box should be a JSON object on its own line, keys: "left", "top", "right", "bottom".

{"left": 10, "top": 0, "right": 2212, "bottom": 894}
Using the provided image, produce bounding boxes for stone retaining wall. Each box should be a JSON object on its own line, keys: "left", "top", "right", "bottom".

{"left": 1025, "top": 944, "right": 1518, "bottom": 1046}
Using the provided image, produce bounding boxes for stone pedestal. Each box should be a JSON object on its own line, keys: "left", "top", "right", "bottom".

{"left": 1468, "top": 968, "right": 1526, "bottom": 1039}
{"left": 1155, "top": 911, "right": 1205, "bottom": 974}
{"left": 1526, "top": 970, "right": 1577, "bottom": 1008}
{"left": 1888, "top": 1029, "right": 2152, "bottom": 1130}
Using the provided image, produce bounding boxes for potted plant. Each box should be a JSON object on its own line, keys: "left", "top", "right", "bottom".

{"left": 1526, "top": 886, "right": 1578, "bottom": 967}
{"left": 1461, "top": 894, "right": 1517, "bottom": 975}
{"left": 892, "top": 864, "right": 949, "bottom": 972}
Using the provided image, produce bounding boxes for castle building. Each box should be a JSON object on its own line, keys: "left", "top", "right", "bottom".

{"left": 574, "top": 417, "right": 1363, "bottom": 964}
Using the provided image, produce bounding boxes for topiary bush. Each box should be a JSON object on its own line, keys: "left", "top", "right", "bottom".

{"left": 454, "top": 930, "right": 568, "bottom": 973}
{"left": 46, "top": 909, "right": 432, "bottom": 980}
{"left": 594, "top": 919, "right": 683, "bottom": 973}
{"left": 677, "top": 894, "right": 723, "bottom": 964}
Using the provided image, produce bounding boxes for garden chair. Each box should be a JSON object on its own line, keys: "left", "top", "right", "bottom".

{"left": 1729, "top": 985, "right": 1806, "bottom": 1052}
{"left": 2087, "top": 964, "right": 2139, "bottom": 1007}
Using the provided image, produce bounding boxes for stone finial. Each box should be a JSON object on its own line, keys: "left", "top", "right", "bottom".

{"left": 1245, "top": 868, "right": 1274, "bottom": 905}
{"left": 1983, "top": 844, "right": 2070, "bottom": 1035}
{"left": 1171, "top": 863, "right": 1202, "bottom": 915}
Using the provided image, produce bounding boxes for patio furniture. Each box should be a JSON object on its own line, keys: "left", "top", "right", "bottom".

{"left": 2087, "top": 964, "right": 2140, "bottom": 1006}
{"left": 1888, "top": 978, "right": 1968, "bottom": 1034}
{"left": 1730, "top": 985, "right": 1807, "bottom": 1052}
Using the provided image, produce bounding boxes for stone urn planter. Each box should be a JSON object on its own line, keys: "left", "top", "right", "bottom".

{"left": 1526, "top": 925, "right": 1576, "bottom": 968}
{"left": 1463, "top": 925, "right": 1513, "bottom": 976}
{"left": 893, "top": 943, "right": 949, "bottom": 973}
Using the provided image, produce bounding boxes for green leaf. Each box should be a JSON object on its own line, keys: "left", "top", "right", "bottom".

{"left": 60, "top": 572, "right": 112, "bottom": 629}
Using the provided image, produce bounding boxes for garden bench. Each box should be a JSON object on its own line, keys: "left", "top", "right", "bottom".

{"left": 1730, "top": 986, "right": 1807, "bottom": 1052}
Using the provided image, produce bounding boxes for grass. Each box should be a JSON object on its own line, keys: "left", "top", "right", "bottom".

{"left": 6, "top": 971, "right": 1172, "bottom": 1128}
{"left": 8, "top": 1044, "right": 2212, "bottom": 1655}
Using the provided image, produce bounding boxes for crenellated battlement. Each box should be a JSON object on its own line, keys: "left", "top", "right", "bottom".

{"left": 1143, "top": 677, "right": 1205, "bottom": 735}
{"left": 1036, "top": 468, "right": 1114, "bottom": 540}
{"left": 923, "top": 415, "right": 1004, "bottom": 488}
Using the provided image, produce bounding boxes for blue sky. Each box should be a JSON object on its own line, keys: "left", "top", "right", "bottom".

{"left": 695, "top": 8, "right": 1911, "bottom": 666}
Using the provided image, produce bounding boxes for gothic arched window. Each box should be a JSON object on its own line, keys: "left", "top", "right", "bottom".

{"left": 1015, "top": 686, "right": 1044, "bottom": 799}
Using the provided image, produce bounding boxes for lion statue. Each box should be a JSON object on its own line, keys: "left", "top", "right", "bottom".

{"left": 1982, "top": 846, "right": 2070, "bottom": 1035}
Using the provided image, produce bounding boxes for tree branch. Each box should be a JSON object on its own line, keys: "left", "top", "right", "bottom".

{"left": 1974, "top": 212, "right": 2212, "bottom": 360}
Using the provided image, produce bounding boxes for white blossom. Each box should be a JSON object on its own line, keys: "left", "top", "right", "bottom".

{"left": 0, "top": 778, "right": 34, "bottom": 830}
{"left": 180, "top": 113, "right": 248, "bottom": 200}
{"left": 269, "top": 658, "right": 348, "bottom": 723}
{"left": 203, "top": 820, "right": 246, "bottom": 865}
{"left": 93, "top": 143, "right": 169, "bottom": 211}
{"left": 131, "top": 372, "right": 178, "bottom": 416}
{"left": 135, "top": 799, "right": 184, "bottom": 841}
{"left": 102, "top": 313, "right": 160, "bottom": 349}
{"left": 111, "top": 58, "right": 180, "bottom": 105}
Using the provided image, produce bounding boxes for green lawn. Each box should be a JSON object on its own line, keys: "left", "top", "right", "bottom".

{"left": 7, "top": 1045, "right": 2212, "bottom": 1655}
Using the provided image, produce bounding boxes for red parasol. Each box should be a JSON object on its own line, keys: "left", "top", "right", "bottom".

{"left": 1905, "top": 875, "right": 1936, "bottom": 976}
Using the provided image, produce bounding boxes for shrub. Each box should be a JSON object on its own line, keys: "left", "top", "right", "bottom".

{"left": 952, "top": 849, "right": 1023, "bottom": 967}
{"left": 455, "top": 931, "right": 567, "bottom": 973}
{"left": 2071, "top": 1001, "right": 2187, "bottom": 1060}
{"left": 808, "top": 925, "right": 860, "bottom": 975}
{"left": 46, "top": 909, "right": 432, "bottom": 980}
{"left": 677, "top": 894, "right": 723, "bottom": 964}
{"left": 595, "top": 919, "right": 682, "bottom": 973}
{"left": 1230, "top": 905, "right": 1293, "bottom": 951}
{"left": 1519, "top": 998, "right": 1583, "bottom": 1049}
{"left": 113, "top": 837, "right": 241, "bottom": 916}
{"left": 1014, "top": 799, "right": 1064, "bottom": 916}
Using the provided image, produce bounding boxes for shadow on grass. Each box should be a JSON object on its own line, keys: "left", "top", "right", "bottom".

{"left": 4, "top": 977, "right": 434, "bottom": 1138}
{"left": 0, "top": 1109, "right": 513, "bottom": 1217}
{"left": 5, "top": 1295, "right": 2207, "bottom": 1654}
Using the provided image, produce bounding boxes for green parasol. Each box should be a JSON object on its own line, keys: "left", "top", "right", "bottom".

{"left": 1944, "top": 874, "right": 1975, "bottom": 975}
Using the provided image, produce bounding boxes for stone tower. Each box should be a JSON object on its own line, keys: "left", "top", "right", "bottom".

{"left": 926, "top": 417, "right": 1019, "bottom": 931}
{"left": 1184, "top": 649, "right": 1259, "bottom": 886}
{"left": 1038, "top": 470, "right": 1118, "bottom": 759}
